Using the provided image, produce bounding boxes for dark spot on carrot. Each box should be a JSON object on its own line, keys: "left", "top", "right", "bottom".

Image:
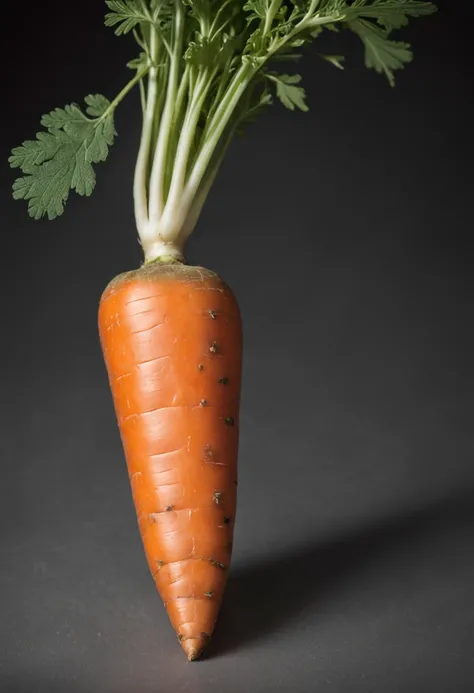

{"left": 165, "top": 505, "right": 173, "bottom": 512}
{"left": 157, "top": 560, "right": 164, "bottom": 569}
{"left": 200, "top": 399, "right": 208, "bottom": 407}
{"left": 204, "top": 591, "right": 214, "bottom": 598}
{"left": 201, "top": 632, "right": 210, "bottom": 640}
{"left": 233, "top": 479, "right": 238, "bottom": 486}
{"left": 210, "top": 559, "right": 226, "bottom": 570}
{"left": 223, "top": 516, "right": 231, "bottom": 525}
{"left": 198, "top": 363, "right": 204, "bottom": 371}
{"left": 209, "top": 341, "right": 219, "bottom": 354}
{"left": 225, "top": 417, "right": 234, "bottom": 426}
{"left": 218, "top": 376, "right": 229, "bottom": 385}
{"left": 213, "top": 490, "right": 223, "bottom": 504}
{"left": 177, "top": 633, "right": 184, "bottom": 642}
{"left": 208, "top": 310, "right": 217, "bottom": 320}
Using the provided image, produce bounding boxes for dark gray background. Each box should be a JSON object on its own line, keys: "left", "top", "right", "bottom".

{"left": 1, "top": 2, "right": 473, "bottom": 692}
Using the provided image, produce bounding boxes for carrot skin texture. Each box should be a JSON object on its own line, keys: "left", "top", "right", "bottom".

{"left": 98, "top": 263, "right": 242, "bottom": 660}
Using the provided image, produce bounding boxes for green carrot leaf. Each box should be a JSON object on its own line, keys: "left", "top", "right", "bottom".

{"left": 9, "top": 96, "right": 116, "bottom": 220}
{"left": 266, "top": 73, "right": 309, "bottom": 112}
{"left": 347, "top": 18, "right": 413, "bottom": 86}
{"left": 105, "top": 0, "right": 153, "bottom": 35}
{"left": 319, "top": 53, "right": 345, "bottom": 69}
{"left": 127, "top": 52, "right": 149, "bottom": 70}
{"left": 85, "top": 94, "right": 112, "bottom": 117}
{"left": 343, "top": 1, "right": 437, "bottom": 31}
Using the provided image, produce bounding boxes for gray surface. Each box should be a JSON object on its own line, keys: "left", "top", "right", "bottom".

{"left": 1, "top": 369, "right": 473, "bottom": 693}
{"left": 1, "top": 226, "right": 473, "bottom": 691}
{"left": 1, "top": 2, "right": 474, "bottom": 691}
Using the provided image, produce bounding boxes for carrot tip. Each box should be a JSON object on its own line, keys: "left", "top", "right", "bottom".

{"left": 182, "top": 637, "right": 205, "bottom": 662}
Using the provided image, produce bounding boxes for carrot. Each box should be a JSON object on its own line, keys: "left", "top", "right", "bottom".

{"left": 98, "top": 263, "right": 242, "bottom": 660}
{"left": 9, "top": 0, "right": 436, "bottom": 661}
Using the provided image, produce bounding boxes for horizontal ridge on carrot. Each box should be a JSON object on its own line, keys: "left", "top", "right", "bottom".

{"left": 9, "top": 0, "right": 436, "bottom": 661}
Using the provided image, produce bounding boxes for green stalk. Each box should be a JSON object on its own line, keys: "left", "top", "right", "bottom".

{"left": 139, "top": 0, "right": 333, "bottom": 247}
{"left": 161, "top": 63, "right": 191, "bottom": 205}
{"left": 178, "top": 121, "right": 237, "bottom": 244}
{"left": 150, "top": 57, "right": 169, "bottom": 175}
{"left": 205, "top": 63, "right": 233, "bottom": 125}
{"left": 182, "top": 61, "right": 257, "bottom": 212}
{"left": 306, "top": 0, "right": 321, "bottom": 16}
{"left": 263, "top": 0, "right": 283, "bottom": 35}
{"left": 209, "top": 0, "right": 237, "bottom": 37}
{"left": 148, "top": 0, "right": 185, "bottom": 227}
{"left": 98, "top": 65, "right": 150, "bottom": 123}
{"left": 133, "top": 33, "right": 158, "bottom": 238}
{"left": 162, "top": 69, "right": 216, "bottom": 229}
{"left": 138, "top": 78, "right": 146, "bottom": 113}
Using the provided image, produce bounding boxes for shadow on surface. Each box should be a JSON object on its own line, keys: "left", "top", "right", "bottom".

{"left": 207, "top": 485, "right": 474, "bottom": 658}
{"left": 1, "top": 681, "right": 85, "bottom": 693}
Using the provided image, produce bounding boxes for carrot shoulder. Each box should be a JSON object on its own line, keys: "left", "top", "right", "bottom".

{"left": 98, "top": 262, "right": 242, "bottom": 660}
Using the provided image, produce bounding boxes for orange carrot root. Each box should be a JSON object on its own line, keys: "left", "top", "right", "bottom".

{"left": 98, "top": 262, "right": 242, "bottom": 659}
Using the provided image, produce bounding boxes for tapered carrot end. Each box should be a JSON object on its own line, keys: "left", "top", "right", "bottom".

{"left": 181, "top": 636, "right": 207, "bottom": 662}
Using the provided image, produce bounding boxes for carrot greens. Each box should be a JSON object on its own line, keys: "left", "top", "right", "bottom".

{"left": 9, "top": 0, "right": 436, "bottom": 261}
